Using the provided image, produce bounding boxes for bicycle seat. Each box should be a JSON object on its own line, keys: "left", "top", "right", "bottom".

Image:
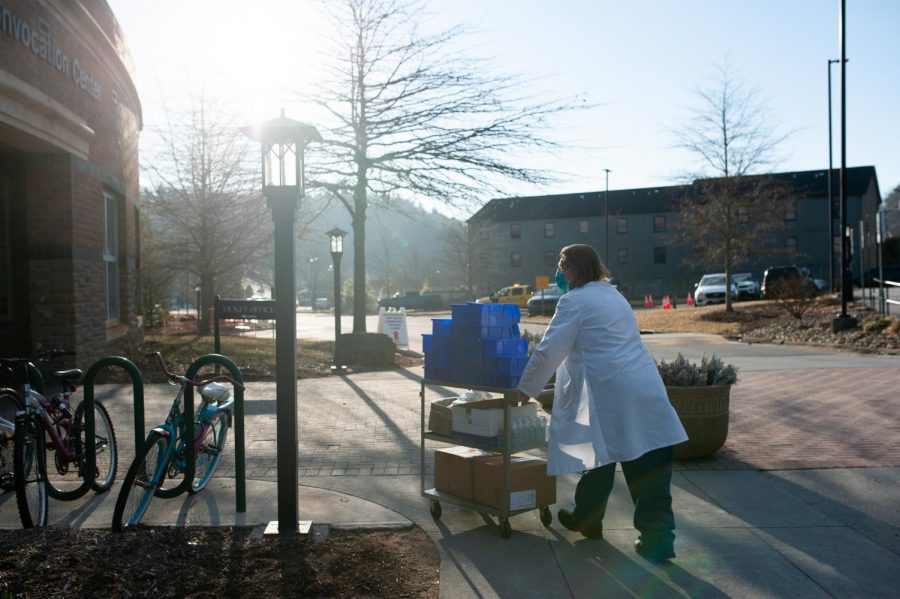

{"left": 200, "top": 382, "right": 230, "bottom": 405}
{"left": 53, "top": 369, "right": 83, "bottom": 384}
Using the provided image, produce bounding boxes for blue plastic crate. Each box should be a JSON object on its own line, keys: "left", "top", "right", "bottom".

{"left": 451, "top": 324, "right": 520, "bottom": 345}
{"left": 424, "top": 353, "right": 450, "bottom": 371}
{"left": 497, "top": 355, "right": 529, "bottom": 377}
{"left": 482, "top": 337, "right": 528, "bottom": 357}
{"left": 496, "top": 373, "right": 522, "bottom": 389}
{"left": 451, "top": 302, "right": 520, "bottom": 326}
{"left": 432, "top": 318, "right": 452, "bottom": 337}
{"left": 432, "top": 335, "right": 451, "bottom": 355}
{"left": 424, "top": 365, "right": 449, "bottom": 381}
{"left": 422, "top": 334, "right": 432, "bottom": 353}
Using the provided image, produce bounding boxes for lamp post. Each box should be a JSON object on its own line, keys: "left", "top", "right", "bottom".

{"left": 195, "top": 285, "right": 201, "bottom": 323}
{"left": 833, "top": 0, "right": 856, "bottom": 331}
{"left": 603, "top": 169, "right": 611, "bottom": 262}
{"left": 242, "top": 112, "right": 321, "bottom": 535}
{"left": 327, "top": 227, "right": 347, "bottom": 372}
{"left": 827, "top": 58, "right": 839, "bottom": 292}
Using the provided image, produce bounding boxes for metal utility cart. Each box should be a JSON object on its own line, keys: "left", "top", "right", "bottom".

{"left": 419, "top": 379, "right": 552, "bottom": 539}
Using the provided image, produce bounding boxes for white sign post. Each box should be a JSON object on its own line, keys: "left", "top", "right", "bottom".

{"left": 377, "top": 307, "right": 409, "bottom": 348}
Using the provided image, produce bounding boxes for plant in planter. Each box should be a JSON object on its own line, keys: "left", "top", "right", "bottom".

{"left": 657, "top": 354, "right": 738, "bottom": 459}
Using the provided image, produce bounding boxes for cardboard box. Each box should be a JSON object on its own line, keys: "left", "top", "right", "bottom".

{"left": 473, "top": 454, "right": 556, "bottom": 511}
{"left": 428, "top": 397, "right": 456, "bottom": 437}
{"left": 451, "top": 399, "right": 537, "bottom": 437}
{"left": 434, "top": 446, "right": 495, "bottom": 500}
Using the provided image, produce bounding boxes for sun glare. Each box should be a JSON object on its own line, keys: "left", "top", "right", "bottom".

{"left": 151, "top": 0, "right": 326, "bottom": 122}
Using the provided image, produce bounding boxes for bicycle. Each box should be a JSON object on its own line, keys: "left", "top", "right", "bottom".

{"left": 0, "top": 388, "right": 21, "bottom": 491}
{"left": 112, "top": 352, "right": 242, "bottom": 531}
{"left": 1, "top": 348, "right": 118, "bottom": 527}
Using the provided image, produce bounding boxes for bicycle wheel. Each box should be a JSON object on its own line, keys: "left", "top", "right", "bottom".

{"left": 73, "top": 400, "right": 118, "bottom": 493}
{"left": 112, "top": 431, "right": 169, "bottom": 531}
{"left": 191, "top": 411, "right": 229, "bottom": 493}
{"left": 0, "top": 389, "right": 22, "bottom": 492}
{"left": 14, "top": 416, "right": 48, "bottom": 528}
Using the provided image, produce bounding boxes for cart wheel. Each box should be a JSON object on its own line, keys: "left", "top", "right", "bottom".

{"left": 430, "top": 501, "right": 442, "bottom": 519}
{"left": 499, "top": 518, "right": 512, "bottom": 539}
{"left": 540, "top": 506, "right": 552, "bottom": 527}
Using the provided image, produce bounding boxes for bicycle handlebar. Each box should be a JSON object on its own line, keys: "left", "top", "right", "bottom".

{"left": 145, "top": 352, "right": 245, "bottom": 391}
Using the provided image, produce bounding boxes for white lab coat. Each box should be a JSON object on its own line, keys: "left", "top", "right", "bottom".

{"left": 518, "top": 280, "right": 687, "bottom": 476}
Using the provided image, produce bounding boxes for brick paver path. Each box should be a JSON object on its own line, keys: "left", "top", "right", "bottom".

{"left": 97, "top": 364, "right": 900, "bottom": 482}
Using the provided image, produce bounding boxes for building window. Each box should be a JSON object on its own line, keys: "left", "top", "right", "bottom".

{"left": 104, "top": 192, "right": 120, "bottom": 321}
{"left": 544, "top": 222, "right": 555, "bottom": 238}
{"left": 617, "top": 248, "right": 628, "bottom": 265}
{"left": 737, "top": 207, "right": 749, "bottom": 223}
{"left": 617, "top": 217, "right": 628, "bottom": 234}
{"left": 510, "top": 223, "right": 521, "bottom": 239}
{"left": 785, "top": 237, "right": 797, "bottom": 253}
{"left": 784, "top": 206, "right": 796, "bottom": 221}
{"left": 653, "top": 215, "right": 666, "bottom": 233}
{"left": 693, "top": 245, "right": 706, "bottom": 259}
{"left": 653, "top": 246, "right": 667, "bottom": 264}
{"left": 511, "top": 251, "right": 521, "bottom": 268}
{"left": 0, "top": 175, "right": 9, "bottom": 320}
{"left": 544, "top": 251, "right": 557, "bottom": 267}
{"left": 578, "top": 220, "right": 589, "bottom": 234}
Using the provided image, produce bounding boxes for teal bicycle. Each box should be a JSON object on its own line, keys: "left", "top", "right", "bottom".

{"left": 112, "top": 352, "right": 242, "bottom": 531}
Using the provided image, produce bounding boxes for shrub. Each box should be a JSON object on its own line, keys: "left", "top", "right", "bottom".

{"left": 863, "top": 317, "right": 892, "bottom": 334}
{"left": 657, "top": 353, "right": 738, "bottom": 387}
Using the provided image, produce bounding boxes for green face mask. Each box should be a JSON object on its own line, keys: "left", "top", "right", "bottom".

{"left": 555, "top": 269, "right": 568, "bottom": 293}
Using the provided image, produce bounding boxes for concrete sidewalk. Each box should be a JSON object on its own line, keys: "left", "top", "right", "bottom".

{"left": 2, "top": 354, "right": 899, "bottom": 597}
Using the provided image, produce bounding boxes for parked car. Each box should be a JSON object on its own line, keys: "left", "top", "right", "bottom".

{"left": 313, "top": 297, "right": 331, "bottom": 310}
{"left": 476, "top": 283, "right": 534, "bottom": 309}
{"left": 761, "top": 265, "right": 815, "bottom": 299}
{"left": 693, "top": 274, "right": 737, "bottom": 306}
{"left": 798, "top": 267, "right": 828, "bottom": 292}
{"left": 731, "top": 273, "right": 760, "bottom": 300}
{"left": 526, "top": 284, "right": 564, "bottom": 316}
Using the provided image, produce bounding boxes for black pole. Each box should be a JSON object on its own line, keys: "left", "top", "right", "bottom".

{"left": 832, "top": 0, "right": 856, "bottom": 332}
{"left": 827, "top": 59, "right": 838, "bottom": 292}
{"left": 839, "top": 0, "right": 850, "bottom": 314}
{"left": 269, "top": 189, "right": 299, "bottom": 533}
{"left": 603, "top": 169, "right": 611, "bottom": 262}
{"left": 333, "top": 254, "right": 342, "bottom": 342}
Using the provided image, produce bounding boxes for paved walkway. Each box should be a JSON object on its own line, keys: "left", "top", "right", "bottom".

{"left": 2, "top": 345, "right": 899, "bottom": 597}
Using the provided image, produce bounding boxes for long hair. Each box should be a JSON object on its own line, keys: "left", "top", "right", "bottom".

{"left": 560, "top": 244, "right": 612, "bottom": 290}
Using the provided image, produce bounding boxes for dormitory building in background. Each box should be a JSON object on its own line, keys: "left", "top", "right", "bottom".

{"left": 1, "top": 0, "right": 142, "bottom": 360}
{"left": 468, "top": 167, "right": 881, "bottom": 303}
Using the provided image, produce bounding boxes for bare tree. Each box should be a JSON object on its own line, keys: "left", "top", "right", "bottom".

{"left": 672, "top": 61, "right": 792, "bottom": 312}
{"left": 307, "top": 0, "right": 587, "bottom": 332}
{"left": 142, "top": 97, "right": 273, "bottom": 333}
{"left": 437, "top": 220, "right": 501, "bottom": 297}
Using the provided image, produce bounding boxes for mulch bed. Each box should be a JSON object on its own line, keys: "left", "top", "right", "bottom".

{"left": 0, "top": 526, "right": 439, "bottom": 598}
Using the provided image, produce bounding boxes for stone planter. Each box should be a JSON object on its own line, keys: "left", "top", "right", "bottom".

{"left": 665, "top": 384, "right": 731, "bottom": 459}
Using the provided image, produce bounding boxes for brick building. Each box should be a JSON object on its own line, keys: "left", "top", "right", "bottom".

{"left": 468, "top": 167, "right": 881, "bottom": 302}
{"left": 0, "top": 0, "right": 142, "bottom": 361}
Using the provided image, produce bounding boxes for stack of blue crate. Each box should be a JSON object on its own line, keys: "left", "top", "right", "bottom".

{"left": 422, "top": 302, "right": 529, "bottom": 388}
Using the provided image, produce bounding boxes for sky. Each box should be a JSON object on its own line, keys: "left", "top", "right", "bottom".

{"left": 108, "top": 0, "right": 900, "bottom": 217}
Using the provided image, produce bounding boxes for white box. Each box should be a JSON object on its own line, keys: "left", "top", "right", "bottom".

{"left": 451, "top": 399, "right": 537, "bottom": 437}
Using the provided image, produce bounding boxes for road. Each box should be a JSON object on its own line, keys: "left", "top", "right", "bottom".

{"left": 269, "top": 306, "right": 900, "bottom": 373}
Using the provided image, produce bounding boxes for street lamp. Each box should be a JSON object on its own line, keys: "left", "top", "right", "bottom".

{"left": 833, "top": 0, "right": 856, "bottom": 331}
{"left": 603, "top": 169, "right": 611, "bottom": 262}
{"left": 242, "top": 111, "right": 321, "bottom": 535}
{"left": 308, "top": 257, "right": 319, "bottom": 310}
{"left": 195, "top": 285, "right": 201, "bottom": 323}
{"left": 327, "top": 227, "right": 347, "bottom": 373}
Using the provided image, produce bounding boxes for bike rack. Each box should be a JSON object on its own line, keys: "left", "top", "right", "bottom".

{"left": 61, "top": 356, "right": 143, "bottom": 502}
{"left": 154, "top": 353, "right": 246, "bottom": 514}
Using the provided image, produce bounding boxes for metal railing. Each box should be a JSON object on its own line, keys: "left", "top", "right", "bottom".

{"left": 874, "top": 278, "right": 899, "bottom": 317}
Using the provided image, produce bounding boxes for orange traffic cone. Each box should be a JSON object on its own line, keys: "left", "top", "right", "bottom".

{"left": 648, "top": 294, "right": 654, "bottom": 307}
{"left": 662, "top": 295, "right": 672, "bottom": 310}
{"left": 643, "top": 294, "right": 651, "bottom": 308}
{"left": 686, "top": 292, "right": 694, "bottom": 306}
